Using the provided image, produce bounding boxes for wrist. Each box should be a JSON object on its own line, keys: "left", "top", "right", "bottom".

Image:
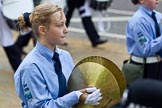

{"left": 75, "top": 91, "right": 88, "bottom": 102}
{"left": 79, "top": 93, "right": 88, "bottom": 102}
{"left": 75, "top": 91, "right": 83, "bottom": 100}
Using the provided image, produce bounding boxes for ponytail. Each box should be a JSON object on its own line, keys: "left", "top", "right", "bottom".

{"left": 131, "top": 0, "right": 139, "bottom": 5}
{"left": 18, "top": 12, "right": 32, "bottom": 29}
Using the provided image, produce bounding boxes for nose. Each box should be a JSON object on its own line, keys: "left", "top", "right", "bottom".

{"left": 64, "top": 25, "right": 68, "bottom": 34}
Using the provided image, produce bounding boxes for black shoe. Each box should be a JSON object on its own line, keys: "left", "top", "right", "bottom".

{"left": 92, "top": 39, "right": 108, "bottom": 47}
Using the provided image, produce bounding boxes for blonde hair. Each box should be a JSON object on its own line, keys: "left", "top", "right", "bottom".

{"left": 18, "top": 3, "right": 62, "bottom": 37}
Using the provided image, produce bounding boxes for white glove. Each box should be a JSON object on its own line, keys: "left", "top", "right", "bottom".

{"left": 84, "top": 89, "right": 102, "bottom": 105}
{"left": 86, "top": 87, "right": 97, "bottom": 93}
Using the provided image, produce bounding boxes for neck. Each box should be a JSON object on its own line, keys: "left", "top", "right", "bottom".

{"left": 39, "top": 39, "right": 56, "bottom": 51}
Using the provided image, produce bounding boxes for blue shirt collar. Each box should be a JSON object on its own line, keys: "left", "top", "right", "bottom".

{"left": 35, "top": 41, "right": 61, "bottom": 60}
{"left": 139, "top": 5, "right": 153, "bottom": 16}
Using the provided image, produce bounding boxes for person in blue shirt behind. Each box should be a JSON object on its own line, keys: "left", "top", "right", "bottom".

{"left": 14, "top": 3, "right": 102, "bottom": 108}
{"left": 126, "top": 0, "right": 162, "bottom": 81}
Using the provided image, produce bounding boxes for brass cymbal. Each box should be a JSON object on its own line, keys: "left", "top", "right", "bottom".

{"left": 68, "top": 56, "right": 126, "bottom": 108}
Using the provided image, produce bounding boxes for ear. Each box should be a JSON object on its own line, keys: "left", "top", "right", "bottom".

{"left": 139, "top": 0, "right": 144, "bottom": 4}
{"left": 39, "top": 25, "right": 46, "bottom": 35}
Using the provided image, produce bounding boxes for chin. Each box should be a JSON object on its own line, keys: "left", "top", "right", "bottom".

{"left": 60, "top": 41, "right": 66, "bottom": 45}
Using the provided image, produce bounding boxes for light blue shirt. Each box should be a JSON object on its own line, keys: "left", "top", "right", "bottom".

{"left": 14, "top": 41, "right": 79, "bottom": 108}
{"left": 126, "top": 5, "right": 162, "bottom": 57}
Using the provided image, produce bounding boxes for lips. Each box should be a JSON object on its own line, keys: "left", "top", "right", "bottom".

{"left": 61, "top": 36, "right": 66, "bottom": 38}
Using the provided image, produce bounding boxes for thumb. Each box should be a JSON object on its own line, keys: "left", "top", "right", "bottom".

{"left": 86, "top": 87, "right": 97, "bottom": 93}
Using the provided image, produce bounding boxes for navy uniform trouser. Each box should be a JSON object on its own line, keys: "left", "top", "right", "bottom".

{"left": 130, "top": 60, "right": 162, "bottom": 81}
{"left": 143, "top": 61, "right": 162, "bottom": 81}
{"left": 3, "top": 45, "right": 22, "bottom": 72}
{"left": 65, "top": 0, "right": 100, "bottom": 43}
{"left": 15, "top": 31, "right": 36, "bottom": 50}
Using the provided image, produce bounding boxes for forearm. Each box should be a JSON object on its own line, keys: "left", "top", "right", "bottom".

{"left": 28, "top": 91, "right": 79, "bottom": 108}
